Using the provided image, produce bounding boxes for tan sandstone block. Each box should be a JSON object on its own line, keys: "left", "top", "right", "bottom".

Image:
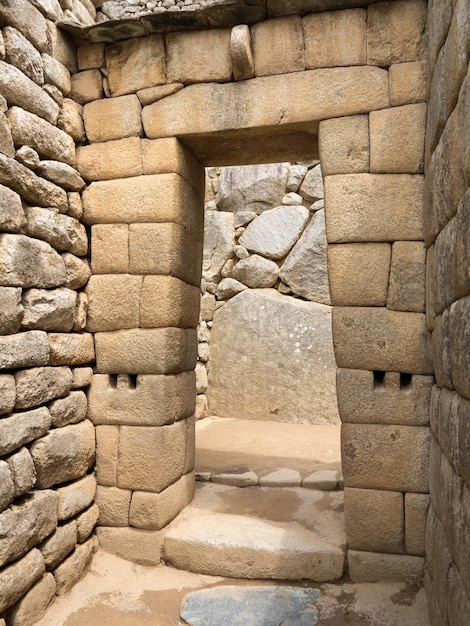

{"left": 342, "top": 423, "right": 431, "bottom": 492}
{"left": 128, "top": 223, "right": 202, "bottom": 287}
{"left": 82, "top": 174, "right": 203, "bottom": 240}
{"left": 86, "top": 274, "right": 142, "bottom": 332}
{"left": 387, "top": 241, "right": 426, "bottom": 312}
{"left": 95, "top": 328, "right": 197, "bottom": 375}
{"left": 56, "top": 474, "right": 96, "bottom": 521}
{"left": 348, "top": 550, "right": 424, "bottom": 582}
{"left": 140, "top": 276, "right": 200, "bottom": 329}
{"left": 70, "top": 70, "right": 102, "bottom": 105}
{"left": 88, "top": 372, "right": 196, "bottom": 427}
{"left": 91, "top": 224, "right": 128, "bottom": 274}
{"left": 6, "top": 572, "right": 56, "bottom": 626}
{"left": 370, "top": 104, "right": 426, "bottom": 174}
{"left": 252, "top": 16, "right": 304, "bottom": 77}
{"left": 345, "top": 488, "right": 404, "bottom": 553}
{"left": 77, "top": 137, "right": 142, "bottom": 181}
{"left": 389, "top": 61, "right": 427, "bottom": 106}
{"left": 367, "top": 0, "right": 427, "bottom": 66}
{"left": 129, "top": 472, "right": 195, "bottom": 530}
{"left": 328, "top": 243, "right": 391, "bottom": 306}
{"left": 83, "top": 95, "right": 142, "bottom": 143}
{"left": 136, "top": 83, "right": 183, "bottom": 106}
{"left": 231, "top": 24, "right": 254, "bottom": 81}
{"left": 324, "top": 174, "right": 424, "bottom": 243}
{"left": 117, "top": 421, "right": 187, "bottom": 492}
{"left": 319, "top": 115, "right": 369, "bottom": 175}
{"left": 167, "top": 29, "right": 231, "bottom": 84}
{"left": 95, "top": 425, "right": 119, "bottom": 486}
{"left": 77, "top": 43, "right": 105, "bottom": 71}
{"left": 48, "top": 333, "right": 95, "bottom": 365}
{"left": 332, "top": 308, "right": 433, "bottom": 374}
{"left": 405, "top": 492, "right": 429, "bottom": 556}
{"left": 96, "top": 527, "right": 163, "bottom": 565}
{"left": 303, "top": 9, "right": 366, "bottom": 69}
{"left": 53, "top": 539, "right": 94, "bottom": 596}
{"left": 95, "top": 486, "right": 130, "bottom": 526}
{"left": 106, "top": 35, "right": 165, "bottom": 97}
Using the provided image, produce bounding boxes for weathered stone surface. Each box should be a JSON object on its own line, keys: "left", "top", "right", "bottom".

{"left": 286, "top": 165, "right": 307, "bottom": 193}
{"left": 6, "top": 448, "right": 36, "bottom": 498}
{"left": 280, "top": 209, "right": 330, "bottom": 304}
{"left": 30, "top": 420, "right": 94, "bottom": 489}
{"left": 348, "top": 550, "right": 424, "bottom": 583}
{"left": 3, "top": 26, "right": 44, "bottom": 85}
{"left": 71, "top": 367, "right": 93, "bottom": 390}
{"left": 208, "top": 289, "right": 339, "bottom": 424}
{"left": 57, "top": 474, "right": 96, "bottom": 521}
{"left": 96, "top": 527, "right": 163, "bottom": 566}
{"left": 42, "top": 53, "right": 71, "bottom": 97}
{"left": 95, "top": 426, "right": 118, "bottom": 486}
{"left": 319, "top": 115, "right": 369, "bottom": 176}
{"left": 129, "top": 472, "right": 195, "bottom": 530}
{"left": 0, "top": 549, "right": 45, "bottom": 614}
{"left": 230, "top": 24, "right": 254, "bottom": 81}
{"left": 46, "top": 20, "right": 76, "bottom": 73}
{"left": 0, "top": 332, "right": 50, "bottom": 374}
{"left": 90, "top": 223, "right": 128, "bottom": 274}
{"left": 0, "top": 461, "right": 14, "bottom": 511}
{"left": 49, "top": 390, "right": 87, "bottom": 428}
{"left": 387, "top": 241, "right": 426, "bottom": 312}
{"left": 6, "top": 572, "right": 56, "bottom": 626}
{"left": 389, "top": 60, "right": 427, "bottom": 106}
{"left": 239, "top": 205, "right": 309, "bottom": 260}
{"left": 35, "top": 160, "right": 84, "bottom": 192}
{"left": 0, "top": 185, "right": 25, "bottom": 233}
{"left": 48, "top": 332, "right": 95, "bottom": 365}
{"left": 252, "top": 16, "right": 304, "bottom": 76}
{"left": 0, "top": 62, "right": 58, "bottom": 124}
{"left": 0, "top": 375, "right": 15, "bottom": 415}
{"left": 76, "top": 504, "right": 99, "bottom": 543}
{"left": 302, "top": 470, "right": 338, "bottom": 491}
{"left": 106, "top": 34, "right": 165, "bottom": 96}
{"left": 0, "top": 110, "right": 14, "bottom": 158}
{"left": 345, "top": 488, "right": 404, "bottom": 553}
{"left": 70, "top": 69, "right": 102, "bottom": 105}
{"left": 118, "top": 421, "right": 187, "bottom": 492}
{"left": 231, "top": 254, "right": 279, "bottom": 288}
{"left": 0, "top": 491, "right": 58, "bottom": 567}
{"left": 324, "top": 174, "right": 424, "bottom": 242}
{"left": 83, "top": 95, "right": 142, "bottom": 143}
{"left": 0, "top": 0, "right": 49, "bottom": 51}
{"left": 62, "top": 253, "right": 91, "bottom": 290}
{"left": 405, "top": 492, "right": 429, "bottom": 556}
{"left": 0, "top": 407, "right": 50, "bottom": 457}
{"left": 14, "top": 366, "right": 72, "bottom": 409}
{"left": 141, "top": 276, "right": 200, "bottom": 329}
{"left": 0, "top": 287, "right": 23, "bottom": 334}
{"left": 136, "top": 83, "right": 184, "bottom": 106}
{"left": 7, "top": 107, "right": 75, "bottom": 166}
{"left": 203, "top": 211, "right": 234, "bottom": 283}
{"left": 215, "top": 277, "right": 247, "bottom": 300}
{"left": 342, "top": 423, "right": 431, "bottom": 492}
{"left": 58, "top": 98, "right": 85, "bottom": 144}
{"left": 367, "top": 0, "right": 427, "bottom": 66}
{"left": 22, "top": 288, "right": 76, "bottom": 332}
{"left": 449, "top": 296, "right": 470, "bottom": 401}
{"left": 77, "top": 137, "right": 142, "bottom": 181}
{"left": 167, "top": 29, "right": 231, "bottom": 84}
{"left": 299, "top": 165, "right": 324, "bottom": 203}
{"left": 95, "top": 486, "right": 131, "bottom": 526}
{"left": 53, "top": 538, "right": 94, "bottom": 596}
{"left": 86, "top": 274, "right": 142, "bottom": 332}
{"left": 95, "top": 328, "right": 197, "bottom": 375}
{"left": 26, "top": 207, "right": 88, "bottom": 257}
{"left": 259, "top": 468, "right": 302, "bottom": 488}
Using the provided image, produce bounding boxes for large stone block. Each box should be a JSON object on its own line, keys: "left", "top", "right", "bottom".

{"left": 77, "top": 43, "right": 105, "bottom": 71}
{"left": 303, "top": 9, "right": 366, "bottom": 69}
{"left": 96, "top": 526, "right": 163, "bottom": 565}
{"left": 91, "top": 224, "right": 128, "bottom": 275}
{"left": 129, "top": 472, "right": 195, "bottom": 530}
{"left": 0, "top": 0, "right": 48, "bottom": 52}
{"left": 328, "top": 243, "right": 391, "bottom": 306}
{"left": 76, "top": 504, "right": 99, "bottom": 543}
{"left": 70, "top": 70, "right": 102, "bottom": 105}
{"left": 449, "top": 296, "right": 470, "bottom": 401}
{"left": 77, "top": 137, "right": 142, "bottom": 181}
{"left": 370, "top": 104, "right": 426, "bottom": 174}
{"left": 336, "top": 369, "right": 433, "bottom": 426}
{"left": 333, "top": 308, "right": 433, "bottom": 374}
{"left": 42, "top": 54, "right": 71, "bottom": 97}
{"left": 319, "top": 115, "right": 369, "bottom": 176}
{"left": 367, "top": 0, "right": 427, "bottom": 66}
{"left": 95, "top": 426, "right": 118, "bottom": 486}
{"left": 405, "top": 492, "right": 429, "bottom": 556}
{"left": 83, "top": 95, "right": 142, "bottom": 143}
{"left": 387, "top": 241, "right": 426, "bottom": 313}
{"left": 207, "top": 289, "right": 339, "bottom": 424}
{"left": 53, "top": 539, "right": 94, "bottom": 596}
{"left": 389, "top": 61, "right": 427, "bottom": 106}
{"left": 22, "top": 288, "right": 76, "bottom": 332}
{"left": 324, "top": 174, "right": 424, "bottom": 243}
{"left": 348, "top": 549, "right": 424, "bottom": 582}
{"left": 341, "top": 423, "right": 431, "bottom": 492}
{"left": 106, "top": 34, "right": 165, "bottom": 96}
{"left": 252, "top": 16, "right": 304, "bottom": 76}
{"left": 0, "top": 185, "right": 25, "bottom": 233}
{"left": 25, "top": 207, "right": 87, "bottom": 257}
{"left": 345, "top": 488, "right": 404, "bottom": 553}
{"left": 95, "top": 486, "right": 131, "bottom": 527}
{"left": 6, "top": 447, "right": 36, "bottom": 498}
{"left": 30, "top": 420, "right": 95, "bottom": 489}
{"left": 117, "top": 421, "right": 187, "bottom": 492}
{"left": 203, "top": 211, "right": 234, "bottom": 283}
{"left": 6, "top": 572, "right": 56, "bottom": 626}
{"left": 0, "top": 287, "right": 23, "bottom": 335}
{"left": 0, "top": 549, "right": 45, "bottom": 614}
{"left": 230, "top": 24, "right": 255, "bottom": 81}
{"left": 0, "top": 407, "right": 50, "bottom": 457}
{"left": 86, "top": 274, "right": 142, "bottom": 332}
{"left": 89, "top": 371, "right": 195, "bottom": 427}
{"left": 14, "top": 366, "right": 72, "bottom": 409}
{"left": 48, "top": 333, "right": 95, "bottom": 365}
{"left": 95, "top": 328, "right": 197, "bottom": 375}
{"left": 58, "top": 99, "right": 85, "bottom": 144}
{"left": 141, "top": 276, "right": 200, "bottom": 329}
{"left": 232, "top": 255, "right": 279, "bottom": 289}
{"left": 39, "top": 521, "right": 77, "bottom": 570}
{"left": 167, "top": 29, "right": 231, "bottom": 84}
{"left": 3, "top": 26, "right": 43, "bottom": 85}
{"left": 0, "top": 331, "right": 49, "bottom": 371}
{"left": 56, "top": 474, "right": 96, "bottom": 521}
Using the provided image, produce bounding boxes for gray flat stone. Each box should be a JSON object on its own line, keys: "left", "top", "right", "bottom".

{"left": 211, "top": 470, "right": 258, "bottom": 487}
{"left": 302, "top": 470, "right": 339, "bottom": 491}
{"left": 180, "top": 585, "right": 319, "bottom": 626}
{"left": 259, "top": 468, "right": 302, "bottom": 488}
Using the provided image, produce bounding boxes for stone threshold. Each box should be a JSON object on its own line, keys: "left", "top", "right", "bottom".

{"left": 196, "top": 467, "right": 343, "bottom": 490}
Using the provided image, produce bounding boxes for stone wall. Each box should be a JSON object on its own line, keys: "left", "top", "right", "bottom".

{"left": 424, "top": 0, "right": 470, "bottom": 622}
{"left": 0, "top": 1, "right": 99, "bottom": 623}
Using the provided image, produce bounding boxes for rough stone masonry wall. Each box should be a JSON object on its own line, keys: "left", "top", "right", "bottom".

{"left": 424, "top": 0, "right": 470, "bottom": 623}
{"left": 0, "top": 0, "right": 100, "bottom": 624}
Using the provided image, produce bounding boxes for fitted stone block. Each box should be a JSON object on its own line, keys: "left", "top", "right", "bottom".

{"left": 328, "top": 243, "right": 391, "bottom": 306}
{"left": 128, "top": 223, "right": 202, "bottom": 287}
{"left": 252, "top": 16, "right": 304, "bottom": 77}
{"left": 345, "top": 488, "right": 404, "bottom": 553}
{"left": 106, "top": 35, "right": 165, "bottom": 96}
{"left": 6, "top": 572, "right": 56, "bottom": 626}
{"left": 53, "top": 539, "right": 94, "bottom": 596}
{"left": 89, "top": 372, "right": 195, "bottom": 427}
{"left": 95, "top": 328, "right": 197, "bottom": 375}
{"left": 367, "top": 0, "right": 427, "bottom": 66}
{"left": 324, "top": 174, "right": 424, "bottom": 243}
{"left": 370, "top": 104, "right": 426, "bottom": 174}
{"left": 0, "top": 185, "right": 25, "bottom": 233}
{"left": 140, "top": 276, "right": 200, "bottom": 329}
{"left": 70, "top": 70, "right": 103, "bottom": 105}
{"left": 303, "top": 9, "right": 366, "bottom": 69}
{"left": 0, "top": 331, "right": 49, "bottom": 370}
{"left": 0, "top": 407, "right": 51, "bottom": 457}
{"left": 333, "top": 308, "right": 433, "bottom": 374}
{"left": 129, "top": 472, "right": 195, "bottom": 530}
{"left": 341, "top": 423, "right": 431, "bottom": 492}
{"left": 449, "top": 296, "right": 470, "bottom": 401}
{"left": 387, "top": 241, "right": 426, "bottom": 312}
{"left": 14, "top": 366, "right": 72, "bottom": 409}
{"left": 231, "top": 24, "right": 255, "bottom": 81}
{"left": 389, "top": 61, "right": 427, "bottom": 106}
{"left": 83, "top": 95, "right": 142, "bottom": 143}
{"left": 95, "top": 425, "right": 119, "bottom": 486}
{"left": 0, "top": 375, "right": 15, "bottom": 415}
{"left": 56, "top": 474, "right": 96, "bottom": 521}
{"left": 86, "top": 274, "right": 142, "bottom": 332}
{"left": 117, "top": 421, "right": 187, "bottom": 492}
{"left": 337, "top": 369, "right": 433, "bottom": 426}
{"left": 77, "top": 43, "right": 105, "bottom": 71}
{"left": 0, "top": 287, "right": 23, "bottom": 335}
{"left": 39, "top": 521, "right": 77, "bottom": 570}
{"left": 319, "top": 115, "right": 369, "bottom": 176}
{"left": 76, "top": 504, "right": 99, "bottom": 543}
{"left": 22, "top": 288, "right": 77, "bottom": 332}
{"left": 167, "top": 29, "right": 231, "bottom": 84}
{"left": 0, "top": 549, "right": 45, "bottom": 614}
{"left": 348, "top": 550, "right": 424, "bottom": 582}
{"left": 77, "top": 137, "right": 142, "bottom": 181}
{"left": 96, "top": 527, "right": 163, "bottom": 566}
{"left": 48, "top": 333, "right": 95, "bottom": 365}
{"left": 91, "top": 224, "right": 129, "bottom": 274}
{"left": 95, "top": 486, "right": 131, "bottom": 527}
{"left": 0, "top": 0, "right": 49, "bottom": 52}
{"left": 405, "top": 493, "right": 429, "bottom": 556}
